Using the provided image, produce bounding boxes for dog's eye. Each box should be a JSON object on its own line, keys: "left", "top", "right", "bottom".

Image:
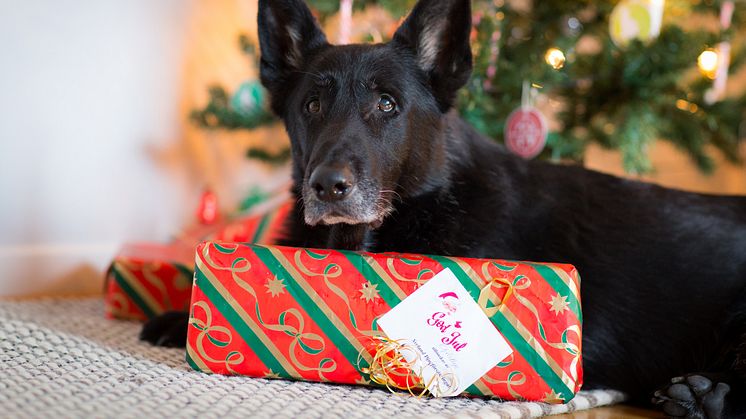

{"left": 377, "top": 95, "right": 396, "bottom": 113}
{"left": 307, "top": 99, "right": 321, "bottom": 114}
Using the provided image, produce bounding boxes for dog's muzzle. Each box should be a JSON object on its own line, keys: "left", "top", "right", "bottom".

{"left": 303, "top": 165, "right": 388, "bottom": 228}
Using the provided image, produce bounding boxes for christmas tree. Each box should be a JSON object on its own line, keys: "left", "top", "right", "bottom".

{"left": 193, "top": 0, "right": 746, "bottom": 175}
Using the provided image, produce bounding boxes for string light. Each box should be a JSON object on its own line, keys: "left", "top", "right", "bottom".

{"left": 676, "top": 99, "right": 699, "bottom": 114}
{"left": 544, "top": 47, "right": 566, "bottom": 70}
{"left": 698, "top": 49, "right": 719, "bottom": 79}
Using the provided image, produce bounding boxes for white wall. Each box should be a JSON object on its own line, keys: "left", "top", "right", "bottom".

{"left": 0, "top": 0, "right": 290, "bottom": 297}
{"left": 0, "top": 1, "right": 197, "bottom": 296}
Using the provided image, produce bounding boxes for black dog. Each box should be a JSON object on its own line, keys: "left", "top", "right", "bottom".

{"left": 142, "top": 0, "right": 746, "bottom": 417}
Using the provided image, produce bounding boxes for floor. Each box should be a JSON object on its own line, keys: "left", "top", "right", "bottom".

{"left": 1, "top": 297, "right": 629, "bottom": 418}
{"left": 559, "top": 405, "right": 662, "bottom": 418}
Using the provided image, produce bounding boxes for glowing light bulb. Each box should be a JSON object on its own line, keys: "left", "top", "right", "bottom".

{"left": 545, "top": 48, "right": 566, "bottom": 70}
{"left": 698, "top": 49, "right": 719, "bottom": 79}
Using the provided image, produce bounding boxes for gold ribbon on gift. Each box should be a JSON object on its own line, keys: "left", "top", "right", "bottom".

{"left": 359, "top": 276, "right": 514, "bottom": 397}
{"left": 359, "top": 335, "right": 459, "bottom": 398}
{"left": 477, "top": 276, "right": 515, "bottom": 318}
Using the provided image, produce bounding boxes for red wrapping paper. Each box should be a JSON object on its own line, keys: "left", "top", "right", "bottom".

{"left": 186, "top": 242, "right": 583, "bottom": 402}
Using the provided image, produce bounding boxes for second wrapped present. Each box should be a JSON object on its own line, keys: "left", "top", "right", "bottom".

{"left": 104, "top": 200, "right": 292, "bottom": 321}
{"left": 186, "top": 242, "right": 583, "bottom": 402}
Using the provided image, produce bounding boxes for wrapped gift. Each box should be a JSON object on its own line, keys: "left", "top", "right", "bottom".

{"left": 105, "top": 242, "right": 194, "bottom": 321}
{"left": 186, "top": 242, "right": 583, "bottom": 402}
{"left": 104, "top": 200, "right": 293, "bottom": 321}
{"left": 175, "top": 197, "right": 293, "bottom": 246}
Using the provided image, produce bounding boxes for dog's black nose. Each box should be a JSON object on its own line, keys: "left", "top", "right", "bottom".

{"left": 310, "top": 166, "right": 355, "bottom": 202}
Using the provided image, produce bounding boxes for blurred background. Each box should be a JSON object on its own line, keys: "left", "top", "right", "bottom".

{"left": 1, "top": 0, "right": 744, "bottom": 298}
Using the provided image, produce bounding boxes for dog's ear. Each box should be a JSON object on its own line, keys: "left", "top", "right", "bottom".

{"left": 392, "top": 0, "right": 473, "bottom": 112}
{"left": 258, "top": 0, "right": 328, "bottom": 115}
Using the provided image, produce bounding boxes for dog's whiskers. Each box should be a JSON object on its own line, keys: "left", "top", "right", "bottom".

{"left": 293, "top": 70, "right": 325, "bottom": 82}
{"left": 379, "top": 189, "right": 401, "bottom": 198}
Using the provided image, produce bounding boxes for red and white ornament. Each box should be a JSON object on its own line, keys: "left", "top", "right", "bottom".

{"left": 505, "top": 81, "right": 548, "bottom": 159}
{"left": 197, "top": 188, "right": 220, "bottom": 225}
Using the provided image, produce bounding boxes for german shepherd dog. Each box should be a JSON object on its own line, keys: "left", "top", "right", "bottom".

{"left": 141, "top": 0, "right": 746, "bottom": 417}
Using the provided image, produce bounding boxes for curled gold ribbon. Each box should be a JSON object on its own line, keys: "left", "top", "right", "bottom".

{"left": 359, "top": 336, "right": 459, "bottom": 398}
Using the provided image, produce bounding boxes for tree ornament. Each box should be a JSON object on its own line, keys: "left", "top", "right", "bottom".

{"left": 338, "top": 0, "right": 353, "bottom": 44}
{"left": 609, "top": 0, "right": 665, "bottom": 47}
{"left": 705, "top": 1, "right": 735, "bottom": 105}
{"left": 197, "top": 188, "right": 219, "bottom": 225}
{"left": 505, "top": 81, "right": 548, "bottom": 160}
{"left": 563, "top": 16, "right": 583, "bottom": 37}
{"left": 230, "top": 80, "right": 266, "bottom": 118}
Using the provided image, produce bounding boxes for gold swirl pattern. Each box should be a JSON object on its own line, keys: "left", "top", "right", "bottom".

{"left": 106, "top": 290, "right": 131, "bottom": 318}
{"left": 481, "top": 371, "right": 528, "bottom": 400}
{"left": 202, "top": 243, "right": 251, "bottom": 276}
{"left": 385, "top": 258, "right": 433, "bottom": 285}
{"left": 293, "top": 250, "right": 379, "bottom": 337}
{"left": 203, "top": 246, "right": 338, "bottom": 379}
{"left": 189, "top": 301, "right": 245, "bottom": 374}
{"left": 139, "top": 262, "right": 173, "bottom": 310}
{"left": 483, "top": 264, "right": 581, "bottom": 383}
{"left": 259, "top": 308, "right": 337, "bottom": 381}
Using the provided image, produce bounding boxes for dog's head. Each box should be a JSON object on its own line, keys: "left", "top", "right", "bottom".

{"left": 258, "top": 0, "right": 472, "bottom": 228}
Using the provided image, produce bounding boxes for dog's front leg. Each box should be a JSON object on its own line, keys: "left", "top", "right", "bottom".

{"left": 140, "top": 311, "right": 189, "bottom": 347}
{"left": 326, "top": 224, "right": 371, "bottom": 251}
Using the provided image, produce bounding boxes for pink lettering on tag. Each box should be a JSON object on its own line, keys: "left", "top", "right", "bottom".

{"left": 441, "top": 332, "right": 468, "bottom": 351}
{"left": 426, "top": 312, "right": 451, "bottom": 333}
{"left": 427, "top": 312, "right": 469, "bottom": 351}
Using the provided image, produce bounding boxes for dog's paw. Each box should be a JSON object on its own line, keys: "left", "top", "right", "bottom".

{"left": 139, "top": 311, "right": 189, "bottom": 347}
{"left": 653, "top": 374, "right": 731, "bottom": 419}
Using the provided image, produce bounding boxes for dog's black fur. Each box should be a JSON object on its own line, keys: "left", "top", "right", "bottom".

{"left": 142, "top": 0, "right": 746, "bottom": 416}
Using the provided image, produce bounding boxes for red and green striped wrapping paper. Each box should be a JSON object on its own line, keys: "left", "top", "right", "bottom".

{"left": 186, "top": 242, "right": 583, "bottom": 402}
{"left": 104, "top": 202, "right": 292, "bottom": 321}
{"left": 105, "top": 242, "right": 195, "bottom": 320}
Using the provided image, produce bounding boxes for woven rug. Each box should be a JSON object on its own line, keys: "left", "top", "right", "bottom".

{"left": 0, "top": 298, "right": 624, "bottom": 418}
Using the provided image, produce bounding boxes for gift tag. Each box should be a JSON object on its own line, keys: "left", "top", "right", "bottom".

{"left": 377, "top": 269, "right": 513, "bottom": 397}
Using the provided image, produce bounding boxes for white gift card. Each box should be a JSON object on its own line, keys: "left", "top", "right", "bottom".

{"left": 377, "top": 268, "right": 513, "bottom": 397}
